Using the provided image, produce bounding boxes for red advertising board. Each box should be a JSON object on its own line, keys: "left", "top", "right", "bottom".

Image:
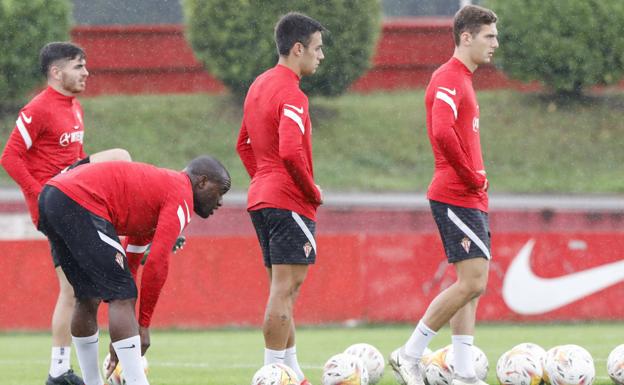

{"left": 1, "top": 222, "right": 624, "bottom": 330}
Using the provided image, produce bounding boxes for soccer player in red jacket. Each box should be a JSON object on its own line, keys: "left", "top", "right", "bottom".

{"left": 236, "top": 12, "right": 325, "bottom": 384}
{"left": 0, "top": 42, "right": 131, "bottom": 385}
{"left": 390, "top": 6, "right": 499, "bottom": 385}
{"left": 38, "top": 156, "right": 231, "bottom": 385}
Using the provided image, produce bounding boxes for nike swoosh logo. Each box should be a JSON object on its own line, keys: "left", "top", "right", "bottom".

{"left": 438, "top": 86, "right": 457, "bottom": 95}
{"left": 502, "top": 239, "right": 624, "bottom": 315}
{"left": 21, "top": 112, "right": 32, "bottom": 124}
{"left": 118, "top": 344, "right": 136, "bottom": 349}
{"left": 86, "top": 338, "right": 99, "bottom": 344}
{"left": 284, "top": 104, "right": 304, "bottom": 114}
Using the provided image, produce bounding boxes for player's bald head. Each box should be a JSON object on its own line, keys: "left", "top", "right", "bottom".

{"left": 185, "top": 155, "right": 231, "bottom": 192}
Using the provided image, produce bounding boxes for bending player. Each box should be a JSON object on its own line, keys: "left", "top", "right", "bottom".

{"left": 38, "top": 156, "right": 231, "bottom": 385}
{"left": 389, "top": 5, "right": 499, "bottom": 385}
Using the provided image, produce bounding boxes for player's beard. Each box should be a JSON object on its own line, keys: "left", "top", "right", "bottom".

{"left": 61, "top": 74, "right": 86, "bottom": 94}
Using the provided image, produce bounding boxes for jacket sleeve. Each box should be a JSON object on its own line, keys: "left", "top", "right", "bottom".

{"left": 0, "top": 107, "right": 44, "bottom": 197}
{"left": 236, "top": 120, "right": 257, "bottom": 178}
{"left": 278, "top": 95, "right": 321, "bottom": 203}
{"left": 430, "top": 78, "right": 485, "bottom": 190}
{"left": 134, "top": 200, "right": 188, "bottom": 328}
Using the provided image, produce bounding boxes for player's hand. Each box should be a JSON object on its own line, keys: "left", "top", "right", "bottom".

{"left": 105, "top": 343, "right": 119, "bottom": 379}
{"left": 172, "top": 235, "right": 186, "bottom": 253}
{"left": 139, "top": 326, "right": 151, "bottom": 356}
{"left": 315, "top": 184, "right": 324, "bottom": 204}
{"left": 476, "top": 170, "right": 488, "bottom": 192}
{"left": 141, "top": 236, "right": 186, "bottom": 265}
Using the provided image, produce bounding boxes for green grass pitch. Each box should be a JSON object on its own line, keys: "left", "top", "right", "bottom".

{"left": 1, "top": 323, "right": 622, "bottom": 385}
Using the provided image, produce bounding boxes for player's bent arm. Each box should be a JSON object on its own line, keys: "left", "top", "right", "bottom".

{"left": 236, "top": 121, "right": 257, "bottom": 177}
{"left": 136, "top": 209, "right": 181, "bottom": 330}
{"left": 278, "top": 118, "right": 321, "bottom": 203}
{"left": 431, "top": 104, "right": 485, "bottom": 190}
{"left": 1, "top": 131, "right": 43, "bottom": 196}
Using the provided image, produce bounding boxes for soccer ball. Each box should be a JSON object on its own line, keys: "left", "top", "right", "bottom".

{"left": 543, "top": 345, "right": 594, "bottom": 385}
{"left": 607, "top": 345, "right": 624, "bottom": 385}
{"left": 512, "top": 343, "right": 547, "bottom": 368}
{"left": 251, "top": 363, "right": 300, "bottom": 385}
{"left": 424, "top": 346, "right": 453, "bottom": 385}
{"left": 444, "top": 345, "right": 489, "bottom": 381}
{"left": 496, "top": 348, "right": 543, "bottom": 385}
{"left": 322, "top": 352, "right": 369, "bottom": 385}
{"left": 102, "top": 353, "right": 149, "bottom": 385}
{"left": 344, "top": 343, "right": 385, "bottom": 385}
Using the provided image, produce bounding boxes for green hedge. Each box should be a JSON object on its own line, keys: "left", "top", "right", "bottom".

{"left": 183, "top": 0, "right": 381, "bottom": 98}
{"left": 488, "top": 0, "right": 624, "bottom": 97}
{"left": 0, "top": 0, "right": 72, "bottom": 113}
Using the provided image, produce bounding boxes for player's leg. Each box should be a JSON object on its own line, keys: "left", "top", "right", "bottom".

{"left": 90, "top": 148, "right": 132, "bottom": 163}
{"left": 39, "top": 187, "right": 85, "bottom": 385}
{"left": 264, "top": 264, "right": 308, "bottom": 369}
{"left": 71, "top": 297, "right": 103, "bottom": 385}
{"left": 49, "top": 267, "right": 77, "bottom": 377}
{"left": 391, "top": 201, "right": 490, "bottom": 385}
{"left": 450, "top": 297, "right": 480, "bottom": 382}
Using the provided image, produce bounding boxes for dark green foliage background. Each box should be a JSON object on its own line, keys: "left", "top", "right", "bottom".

{"left": 183, "top": 0, "right": 381, "bottom": 98}
{"left": 488, "top": 0, "right": 624, "bottom": 96}
{"left": 0, "top": 0, "right": 72, "bottom": 112}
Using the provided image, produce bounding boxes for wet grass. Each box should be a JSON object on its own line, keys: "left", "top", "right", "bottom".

{"left": 1, "top": 89, "right": 623, "bottom": 193}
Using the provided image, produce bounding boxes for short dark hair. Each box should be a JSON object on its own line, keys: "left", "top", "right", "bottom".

{"left": 39, "top": 42, "right": 86, "bottom": 76}
{"left": 453, "top": 5, "right": 498, "bottom": 46}
{"left": 186, "top": 155, "right": 231, "bottom": 191}
{"left": 274, "top": 12, "right": 325, "bottom": 56}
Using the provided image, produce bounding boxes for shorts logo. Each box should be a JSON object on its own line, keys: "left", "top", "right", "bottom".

{"left": 303, "top": 242, "right": 313, "bottom": 258}
{"left": 115, "top": 253, "right": 125, "bottom": 269}
{"left": 461, "top": 237, "right": 471, "bottom": 253}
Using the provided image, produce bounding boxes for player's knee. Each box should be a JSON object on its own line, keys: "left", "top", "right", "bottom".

{"left": 75, "top": 297, "right": 100, "bottom": 314}
{"left": 458, "top": 277, "right": 487, "bottom": 299}
{"left": 111, "top": 148, "right": 132, "bottom": 162}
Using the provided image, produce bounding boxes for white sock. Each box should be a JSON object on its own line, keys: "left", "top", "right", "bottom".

{"left": 284, "top": 346, "right": 305, "bottom": 381}
{"left": 452, "top": 335, "right": 476, "bottom": 379}
{"left": 404, "top": 319, "right": 437, "bottom": 359}
{"left": 264, "top": 347, "right": 286, "bottom": 365}
{"left": 49, "top": 346, "right": 72, "bottom": 377}
{"left": 112, "top": 335, "right": 149, "bottom": 385}
{"left": 72, "top": 331, "right": 103, "bottom": 385}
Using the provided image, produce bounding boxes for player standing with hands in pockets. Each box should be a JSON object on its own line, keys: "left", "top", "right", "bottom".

{"left": 236, "top": 12, "right": 325, "bottom": 385}
{"left": 390, "top": 5, "right": 499, "bottom": 385}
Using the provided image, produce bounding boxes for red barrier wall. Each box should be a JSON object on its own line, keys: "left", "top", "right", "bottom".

{"left": 70, "top": 19, "right": 533, "bottom": 96}
{"left": 2, "top": 206, "right": 624, "bottom": 330}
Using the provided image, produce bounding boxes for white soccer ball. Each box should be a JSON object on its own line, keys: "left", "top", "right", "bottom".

{"left": 344, "top": 343, "right": 385, "bottom": 385}
{"left": 322, "top": 352, "right": 369, "bottom": 385}
{"left": 444, "top": 344, "right": 489, "bottom": 381}
{"left": 251, "top": 363, "right": 300, "bottom": 385}
{"left": 424, "top": 346, "right": 453, "bottom": 385}
{"left": 543, "top": 345, "right": 594, "bottom": 385}
{"left": 512, "top": 343, "right": 547, "bottom": 368}
{"left": 607, "top": 344, "right": 624, "bottom": 385}
{"left": 102, "top": 353, "right": 149, "bottom": 385}
{"left": 496, "top": 348, "right": 543, "bottom": 385}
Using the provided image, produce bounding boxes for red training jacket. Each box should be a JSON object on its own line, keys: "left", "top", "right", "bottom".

{"left": 47, "top": 161, "right": 193, "bottom": 327}
{"left": 236, "top": 64, "right": 321, "bottom": 220}
{"left": 425, "top": 57, "right": 488, "bottom": 212}
{"left": 1, "top": 86, "right": 86, "bottom": 225}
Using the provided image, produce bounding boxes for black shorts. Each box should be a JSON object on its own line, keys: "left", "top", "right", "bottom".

{"left": 38, "top": 185, "right": 137, "bottom": 301}
{"left": 249, "top": 208, "right": 317, "bottom": 267}
{"left": 430, "top": 200, "right": 491, "bottom": 263}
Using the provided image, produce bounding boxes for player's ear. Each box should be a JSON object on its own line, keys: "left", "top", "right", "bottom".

{"left": 196, "top": 175, "right": 209, "bottom": 190}
{"left": 461, "top": 31, "right": 473, "bottom": 46}
{"left": 292, "top": 42, "right": 304, "bottom": 57}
